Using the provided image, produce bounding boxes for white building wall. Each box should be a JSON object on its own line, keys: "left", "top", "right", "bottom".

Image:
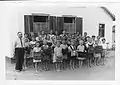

{"left": 1, "top": 3, "right": 113, "bottom": 57}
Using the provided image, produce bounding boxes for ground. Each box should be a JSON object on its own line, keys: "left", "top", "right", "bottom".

{"left": 6, "top": 51, "right": 115, "bottom": 80}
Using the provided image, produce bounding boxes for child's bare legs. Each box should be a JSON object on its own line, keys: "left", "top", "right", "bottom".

{"left": 73, "top": 59, "right": 75, "bottom": 69}
{"left": 101, "top": 57, "right": 105, "bottom": 65}
{"left": 97, "top": 57, "right": 101, "bottom": 65}
{"left": 54, "top": 62, "right": 57, "bottom": 71}
{"left": 56, "top": 62, "right": 61, "bottom": 72}
{"left": 35, "top": 62, "right": 38, "bottom": 72}
{"left": 96, "top": 57, "right": 99, "bottom": 65}
{"left": 23, "top": 54, "right": 27, "bottom": 69}
{"left": 88, "top": 58, "right": 92, "bottom": 67}
{"left": 43, "top": 61, "right": 46, "bottom": 71}
{"left": 70, "top": 60, "right": 72, "bottom": 69}
{"left": 62, "top": 59, "right": 67, "bottom": 70}
{"left": 46, "top": 61, "right": 48, "bottom": 71}
{"left": 44, "top": 61, "right": 48, "bottom": 71}
{"left": 79, "top": 60, "right": 83, "bottom": 68}
{"left": 94, "top": 57, "right": 97, "bottom": 66}
{"left": 70, "top": 59, "right": 75, "bottom": 69}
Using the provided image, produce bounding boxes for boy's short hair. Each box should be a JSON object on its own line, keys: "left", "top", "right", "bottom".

{"left": 92, "top": 35, "right": 95, "bottom": 38}
{"left": 24, "top": 33, "right": 28, "bottom": 35}
{"left": 87, "top": 36, "right": 90, "bottom": 38}
{"left": 17, "top": 32, "right": 22, "bottom": 34}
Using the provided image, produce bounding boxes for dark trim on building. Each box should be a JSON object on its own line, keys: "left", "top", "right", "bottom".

{"left": 101, "top": 7, "right": 115, "bottom": 21}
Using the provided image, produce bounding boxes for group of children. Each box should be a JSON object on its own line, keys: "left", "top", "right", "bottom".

{"left": 23, "top": 30, "right": 108, "bottom": 72}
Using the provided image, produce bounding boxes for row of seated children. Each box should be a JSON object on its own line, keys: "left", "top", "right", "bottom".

{"left": 23, "top": 32, "right": 108, "bottom": 72}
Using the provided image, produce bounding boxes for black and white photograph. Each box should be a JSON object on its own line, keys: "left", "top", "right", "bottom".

{"left": 2, "top": 0, "right": 118, "bottom": 81}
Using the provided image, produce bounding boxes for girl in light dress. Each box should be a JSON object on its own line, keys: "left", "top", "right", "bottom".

{"left": 32, "top": 41, "right": 43, "bottom": 72}
{"left": 53, "top": 41, "right": 63, "bottom": 72}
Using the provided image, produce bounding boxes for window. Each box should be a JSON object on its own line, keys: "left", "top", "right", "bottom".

{"left": 99, "top": 24, "right": 105, "bottom": 37}
{"left": 64, "top": 17, "right": 75, "bottom": 34}
{"left": 33, "top": 16, "right": 48, "bottom": 22}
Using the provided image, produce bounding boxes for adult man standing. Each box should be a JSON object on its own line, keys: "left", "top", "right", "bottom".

{"left": 14, "top": 32, "right": 25, "bottom": 72}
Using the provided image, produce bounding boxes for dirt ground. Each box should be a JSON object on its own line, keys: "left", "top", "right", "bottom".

{"left": 5, "top": 51, "right": 115, "bottom": 80}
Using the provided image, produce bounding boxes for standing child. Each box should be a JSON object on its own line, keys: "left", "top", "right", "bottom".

{"left": 42, "top": 40, "right": 50, "bottom": 71}
{"left": 94, "top": 40, "right": 103, "bottom": 66}
{"left": 24, "top": 38, "right": 30, "bottom": 69}
{"left": 77, "top": 40, "right": 86, "bottom": 68}
{"left": 54, "top": 41, "right": 63, "bottom": 72}
{"left": 100, "top": 38, "right": 107, "bottom": 65}
{"left": 60, "top": 40, "right": 68, "bottom": 70}
{"left": 33, "top": 41, "right": 42, "bottom": 72}
{"left": 30, "top": 37, "right": 36, "bottom": 49}
{"left": 68, "top": 40, "right": 77, "bottom": 70}
{"left": 86, "top": 38, "right": 94, "bottom": 67}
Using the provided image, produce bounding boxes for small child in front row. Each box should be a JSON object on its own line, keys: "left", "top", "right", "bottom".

{"left": 54, "top": 41, "right": 63, "bottom": 72}
{"left": 42, "top": 40, "right": 51, "bottom": 71}
{"left": 68, "top": 40, "right": 77, "bottom": 70}
{"left": 24, "top": 38, "right": 31, "bottom": 69}
{"left": 77, "top": 40, "right": 86, "bottom": 68}
{"left": 32, "top": 41, "right": 42, "bottom": 72}
{"left": 93, "top": 40, "right": 103, "bottom": 66}
{"left": 100, "top": 38, "right": 107, "bottom": 65}
{"left": 60, "top": 40, "right": 68, "bottom": 70}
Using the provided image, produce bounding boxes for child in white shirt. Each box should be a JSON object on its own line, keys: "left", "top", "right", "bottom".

{"left": 100, "top": 38, "right": 107, "bottom": 65}
{"left": 77, "top": 40, "right": 86, "bottom": 67}
{"left": 30, "top": 37, "right": 36, "bottom": 49}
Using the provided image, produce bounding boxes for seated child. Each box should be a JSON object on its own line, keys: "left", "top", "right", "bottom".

{"left": 54, "top": 40, "right": 63, "bottom": 72}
